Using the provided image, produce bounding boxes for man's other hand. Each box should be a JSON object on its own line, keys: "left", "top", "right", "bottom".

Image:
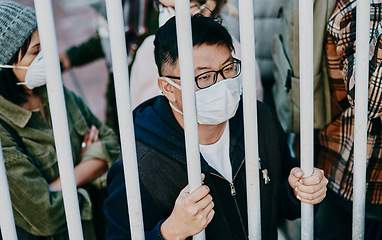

{"left": 288, "top": 167, "right": 328, "bottom": 204}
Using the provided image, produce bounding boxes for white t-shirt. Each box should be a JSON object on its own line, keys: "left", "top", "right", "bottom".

{"left": 200, "top": 123, "right": 232, "bottom": 182}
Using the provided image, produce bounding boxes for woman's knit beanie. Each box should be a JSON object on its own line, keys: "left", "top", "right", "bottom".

{"left": 0, "top": 1, "right": 37, "bottom": 65}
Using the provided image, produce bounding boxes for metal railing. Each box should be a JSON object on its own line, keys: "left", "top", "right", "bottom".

{"left": 299, "top": 0, "right": 314, "bottom": 238}
{"left": 0, "top": 0, "right": 370, "bottom": 239}
{"left": 353, "top": 0, "right": 370, "bottom": 239}
{"left": 105, "top": 0, "right": 145, "bottom": 239}
{"left": 34, "top": 0, "right": 83, "bottom": 239}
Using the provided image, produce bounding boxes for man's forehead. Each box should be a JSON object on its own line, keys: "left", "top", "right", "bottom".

{"left": 161, "top": 44, "right": 232, "bottom": 75}
{"left": 193, "top": 44, "right": 232, "bottom": 64}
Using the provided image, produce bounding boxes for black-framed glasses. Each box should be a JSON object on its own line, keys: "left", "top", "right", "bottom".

{"left": 164, "top": 58, "right": 241, "bottom": 89}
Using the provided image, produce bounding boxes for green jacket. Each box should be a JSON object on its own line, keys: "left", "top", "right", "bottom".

{"left": 0, "top": 86, "right": 120, "bottom": 239}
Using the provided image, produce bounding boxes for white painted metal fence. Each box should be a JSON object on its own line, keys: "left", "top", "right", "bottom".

{"left": 105, "top": 0, "right": 145, "bottom": 239}
{"left": 34, "top": 1, "right": 84, "bottom": 239}
{"left": 299, "top": 0, "right": 314, "bottom": 238}
{"left": 238, "top": 0, "right": 261, "bottom": 238}
{"left": 0, "top": 0, "right": 370, "bottom": 239}
{"left": 353, "top": 0, "right": 370, "bottom": 239}
{"left": 174, "top": 1, "right": 205, "bottom": 239}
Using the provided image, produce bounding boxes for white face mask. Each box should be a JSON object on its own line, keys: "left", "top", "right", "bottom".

{"left": 165, "top": 76, "right": 243, "bottom": 125}
{"left": 0, "top": 51, "right": 46, "bottom": 90}
{"left": 158, "top": 6, "right": 176, "bottom": 27}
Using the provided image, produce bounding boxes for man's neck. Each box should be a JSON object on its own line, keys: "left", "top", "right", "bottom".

{"left": 172, "top": 108, "right": 227, "bottom": 145}
{"left": 198, "top": 122, "right": 227, "bottom": 145}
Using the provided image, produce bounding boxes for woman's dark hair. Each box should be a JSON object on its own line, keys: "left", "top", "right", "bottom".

{"left": 0, "top": 35, "right": 32, "bottom": 105}
{"left": 154, "top": 14, "right": 234, "bottom": 76}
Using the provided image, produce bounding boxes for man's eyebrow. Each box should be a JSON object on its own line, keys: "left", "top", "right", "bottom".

{"left": 195, "top": 66, "right": 210, "bottom": 71}
{"left": 194, "top": 56, "right": 234, "bottom": 71}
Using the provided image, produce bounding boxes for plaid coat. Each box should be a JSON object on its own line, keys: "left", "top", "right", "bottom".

{"left": 318, "top": 0, "right": 382, "bottom": 204}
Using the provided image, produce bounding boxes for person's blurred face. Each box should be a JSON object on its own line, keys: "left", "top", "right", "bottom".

{"left": 158, "top": 0, "right": 216, "bottom": 17}
{"left": 159, "top": 0, "right": 175, "bottom": 8}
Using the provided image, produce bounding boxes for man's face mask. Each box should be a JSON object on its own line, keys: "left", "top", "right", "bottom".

{"left": 0, "top": 51, "right": 46, "bottom": 89}
{"left": 165, "top": 75, "right": 242, "bottom": 125}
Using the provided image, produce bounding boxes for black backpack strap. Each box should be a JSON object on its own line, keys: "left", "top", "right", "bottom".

{"left": 0, "top": 118, "right": 40, "bottom": 168}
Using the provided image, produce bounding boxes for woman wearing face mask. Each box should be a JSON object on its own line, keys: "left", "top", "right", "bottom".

{"left": 0, "top": 2, "right": 120, "bottom": 240}
{"left": 129, "top": 0, "right": 263, "bottom": 109}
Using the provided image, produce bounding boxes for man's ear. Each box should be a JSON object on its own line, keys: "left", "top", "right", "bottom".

{"left": 158, "top": 77, "right": 176, "bottom": 102}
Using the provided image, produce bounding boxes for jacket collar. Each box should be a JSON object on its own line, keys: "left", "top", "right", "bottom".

{"left": 134, "top": 96, "right": 245, "bottom": 176}
{"left": 0, "top": 95, "right": 32, "bottom": 128}
{"left": 0, "top": 86, "right": 48, "bottom": 128}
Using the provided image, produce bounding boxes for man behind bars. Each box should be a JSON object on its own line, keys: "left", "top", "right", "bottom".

{"left": 104, "top": 15, "right": 328, "bottom": 240}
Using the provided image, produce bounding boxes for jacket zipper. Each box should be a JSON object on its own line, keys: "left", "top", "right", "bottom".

{"left": 209, "top": 159, "right": 248, "bottom": 239}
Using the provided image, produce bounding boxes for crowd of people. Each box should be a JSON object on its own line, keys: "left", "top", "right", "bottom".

{"left": 0, "top": 0, "right": 380, "bottom": 239}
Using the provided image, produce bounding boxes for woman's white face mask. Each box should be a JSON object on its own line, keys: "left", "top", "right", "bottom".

{"left": 0, "top": 51, "right": 46, "bottom": 89}
{"left": 165, "top": 76, "right": 242, "bottom": 125}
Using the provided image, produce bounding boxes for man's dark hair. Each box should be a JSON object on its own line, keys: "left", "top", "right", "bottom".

{"left": 0, "top": 35, "right": 32, "bottom": 105}
{"left": 154, "top": 14, "right": 234, "bottom": 76}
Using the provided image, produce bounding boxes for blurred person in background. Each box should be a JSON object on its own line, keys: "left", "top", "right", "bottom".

{"left": 315, "top": 0, "right": 382, "bottom": 239}
{"left": 59, "top": 0, "right": 158, "bottom": 136}
{"left": 0, "top": 1, "right": 120, "bottom": 239}
{"left": 129, "top": 0, "right": 263, "bottom": 109}
{"left": 219, "top": 0, "right": 282, "bottom": 110}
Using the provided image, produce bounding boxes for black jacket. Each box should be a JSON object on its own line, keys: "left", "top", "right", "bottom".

{"left": 104, "top": 96, "right": 300, "bottom": 240}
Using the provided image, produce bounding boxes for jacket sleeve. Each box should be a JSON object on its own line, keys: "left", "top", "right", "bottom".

{"left": 66, "top": 34, "right": 104, "bottom": 67}
{"left": 273, "top": 110, "right": 320, "bottom": 220}
{"left": 278, "top": 139, "right": 301, "bottom": 220}
{"left": 66, "top": 88, "right": 120, "bottom": 166}
{"left": 104, "top": 160, "right": 168, "bottom": 240}
{"left": 0, "top": 127, "right": 92, "bottom": 236}
{"left": 268, "top": 105, "right": 301, "bottom": 220}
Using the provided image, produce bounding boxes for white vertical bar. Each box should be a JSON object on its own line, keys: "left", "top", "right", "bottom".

{"left": 238, "top": 0, "right": 261, "bottom": 239}
{"left": 353, "top": 0, "right": 370, "bottom": 239}
{"left": 33, "top": 1, "right": 84, "bottom": 239}
{"left": 105, "top": 0, "right": 145, "bottom": 239}
{"left": 299, "top": 0, "right": 314, "bottom": 239}
{"left": 174, "top": 1, "right": 203, "bottom": 239}
{"left": 0, "top": 139, "right": 18, "bottom": 240}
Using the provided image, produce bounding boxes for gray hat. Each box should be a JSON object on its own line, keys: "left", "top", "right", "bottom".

{"left": 0, "top": 1, "right": 37, "bottom": 65}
